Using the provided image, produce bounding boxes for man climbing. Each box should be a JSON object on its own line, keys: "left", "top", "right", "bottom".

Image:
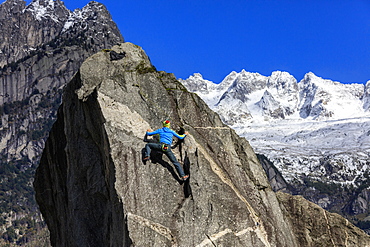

{"left": 143, "top": 120, "right": 189, "bottom": 181}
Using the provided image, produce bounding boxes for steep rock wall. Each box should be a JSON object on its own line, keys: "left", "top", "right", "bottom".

{"left": 34, "top": 43, "right": 370, "bottom": 246}
{"left": 0, "top": 2, "right": 124, "bottom": 242}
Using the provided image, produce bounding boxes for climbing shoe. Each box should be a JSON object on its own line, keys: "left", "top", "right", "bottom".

{"left": 181, "top": 175, "right": 189, "bottom": 181}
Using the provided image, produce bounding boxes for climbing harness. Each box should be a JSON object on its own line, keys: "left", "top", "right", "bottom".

{"left": 161, "top": 143, "right": 169, "bottom": 152}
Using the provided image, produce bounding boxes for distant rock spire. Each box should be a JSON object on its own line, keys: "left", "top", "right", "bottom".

{"left": 363, "top": 80, "right": 370, "bottom": 111}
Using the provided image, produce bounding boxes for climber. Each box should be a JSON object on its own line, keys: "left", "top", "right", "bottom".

{"left": 143, "top": 120, "right": 189, "bottom": 181}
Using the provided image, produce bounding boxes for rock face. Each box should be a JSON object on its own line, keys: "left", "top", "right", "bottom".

{"left": 0, "top": 0, "right": 123, "bottom": 244}
{"left": 34, "top": 43, "right": 370, "bottom": 246}
{"left": 0, "top": 0, "right": 123, "bottom": 104}
{"left": 0, "top": 0, "right": 69, "bottom": 67}
{"left": 0, "top": 0, "right": 123, "bottom": 164}
{"left": 277, "top": 192, "right": 370, "bottom": 247}
{"left": 364, "top": 81, "right": 370, "bottom": 111}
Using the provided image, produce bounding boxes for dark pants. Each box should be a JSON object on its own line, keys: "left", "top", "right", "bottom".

{"left": 144, "top": 143, "right": 185, "bottom": 178}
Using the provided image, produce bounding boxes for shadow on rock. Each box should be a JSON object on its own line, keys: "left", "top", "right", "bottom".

{"left": 140, "top": 148, "right": 192, "bottom": 198}
{"left": 183, "top": 152, "right": 192, "bottom": 198}
{"left": 141, "top": 148, "right": 182, "bottom": 183}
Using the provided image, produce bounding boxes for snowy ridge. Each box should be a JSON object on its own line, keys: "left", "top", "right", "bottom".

{"left": 180, "top": 71, "right": 370, "bottom": 186}
{"left": 23, "top": 0, "right": 107, "bottom": 33}
{"left": 62, "top": 2, "right": 106, "bottom": 32}
{"left": 25, "top": 0, "right": 69, "bottom": 22}
{"left": 62, "top": 8, "right": 82, "bottom": 32}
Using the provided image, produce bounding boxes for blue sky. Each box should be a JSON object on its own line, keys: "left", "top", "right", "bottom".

{"left": 24, "top": 0, "right": 370, "bottom": 84}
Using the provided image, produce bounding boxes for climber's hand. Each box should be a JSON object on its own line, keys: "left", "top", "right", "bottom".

{"left": 147, "top": 129, "right": 153, "bottom": 132}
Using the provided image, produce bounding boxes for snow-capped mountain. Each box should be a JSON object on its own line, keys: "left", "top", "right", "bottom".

{"left": 182, "top": 71, "right": 368, "bottom": 124}
{"left": 181, "top": 71, "right": 370, "bottom": 226}
{"left": 180, "top": 71, "right": 370, "bottom": 182}
{"left": 25, "top": 0, "right": 69, "bottom": 22}
{"left": 24, "top": 0, "right": 117, "bottom": 33}
{"left": 0, "top": 0, "right": 122, "bottom": 70}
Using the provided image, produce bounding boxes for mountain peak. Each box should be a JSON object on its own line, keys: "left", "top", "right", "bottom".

{"left": 62, "top": 1, "right": 108, "bottom": 32}
{"left": 0, "top": 0, "right": 125, "bottom": 243}
{"left": 25, "top": 0, "right": 69, "bottom": 21}
{"left": 182, "top": 69, "right": 368, "bottom": 122}
{"left": 190, "top": 72, "right": 204, "bottom": 79}
{"left": 303, "top": 71, "right": 323, "bottom": 81}
{"left": 269, "top": 71, "right": 296, "bottom": 82}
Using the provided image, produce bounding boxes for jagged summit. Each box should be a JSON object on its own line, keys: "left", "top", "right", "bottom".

{"left": 181, "top": 70, "right": 370, "bottom": 178}
{"left": 22, "top": 0, "right": 114, "bottom": 32}
{"left": 299, "top": 72, "right": 365, "bottom": 119}
{"left": 181, "top": 70, "right": 369, "bottom": 122}
{"left": 25, "top": 0, "right": 69, "bottom": 21}
{"left": 62, "top": 1, "right": 117, "bottom": 32}
{"left": 0, "top": 0, "right": 122, "bottom": 67}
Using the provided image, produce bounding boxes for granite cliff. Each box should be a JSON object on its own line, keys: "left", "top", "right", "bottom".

{"left": 0, "top": 0, "right": 123, "bottom": 244}
{"left": 34, "top": 43, "right": 370, "bottom": 246}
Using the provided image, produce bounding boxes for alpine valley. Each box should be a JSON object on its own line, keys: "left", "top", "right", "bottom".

{"left": 180, "top": 71, "right": 370, "bottom": 233}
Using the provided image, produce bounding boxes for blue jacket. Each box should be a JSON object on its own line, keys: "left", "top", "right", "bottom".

{"left": 146, "top": 127, "right": 186, "bottom": 145}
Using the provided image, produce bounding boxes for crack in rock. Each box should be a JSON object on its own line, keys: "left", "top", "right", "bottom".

{"left": 127, "top": 212, "right": 178, "bottom": 246}
{"left": 195, "top": 141, "right": 271, "bottom": 247}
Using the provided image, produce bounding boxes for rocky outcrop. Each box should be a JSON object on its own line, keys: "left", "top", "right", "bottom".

{"left": 35, "top": 43, "right": 370, "bottom": 246}
{"left": 364, "top": 81, "right": 370, "bottom": 111}
{"left": 256, "top": 90, "right": 286, "bottom": 119}
{"left": 277, "top": 192, "right": 370, "bottom": 247}
{"left": 257, "top": 154, "right": 292, "bottom": 193}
